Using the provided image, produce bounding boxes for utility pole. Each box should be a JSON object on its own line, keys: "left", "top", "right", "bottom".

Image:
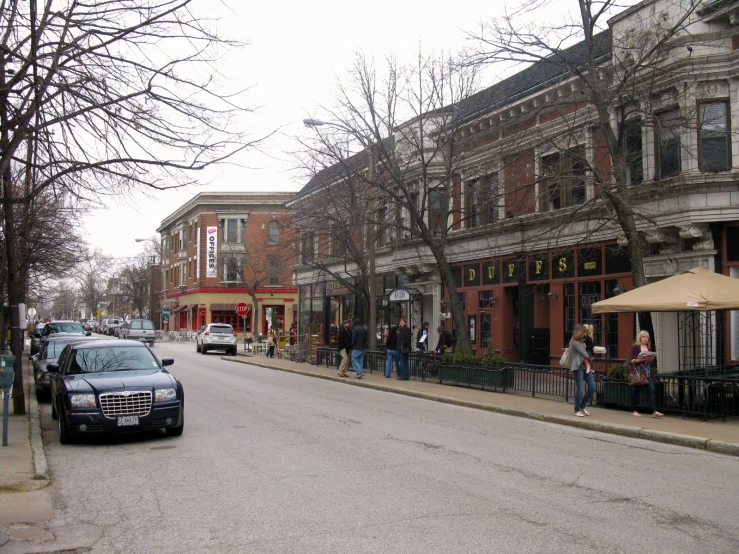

{"left": 367, "top": 145, "right": 377, "bottom": 351}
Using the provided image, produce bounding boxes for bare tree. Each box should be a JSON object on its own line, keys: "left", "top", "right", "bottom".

{"left": 299, "top": 52, "right": 483, "bottom": 353}
{"left": 74, "top": 249, "right": 111, "bottom": 322}
{"left": 119, "top": 254, "right": 151, "bottom": 319}
{"left": 464, "top": 0, "right": 705, "bottom": 344}
{"left": 1, "top": 0, "right": 263, "bottom": 412}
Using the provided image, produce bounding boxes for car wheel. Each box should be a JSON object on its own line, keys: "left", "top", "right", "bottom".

{"left": 58, "top": 412, "right": 74, "bottom": 444}
{"left": 201, "top": 346, "right": 207, "bottom": 355}
{"left": 51, "top": 399, "right": 58, "bottom": 420}
{"left": 231, "top": 347, "right": 237, "bottom": 356}
{"left": 196, "top": 342, "right": 201, "bottom": 353}
{"left": 166, "top": 409, "right": 184, "bottom": 437}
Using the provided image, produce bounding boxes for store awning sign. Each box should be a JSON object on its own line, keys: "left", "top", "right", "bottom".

{"left": 389, "top": 289, "right": 410, "bottom": 302}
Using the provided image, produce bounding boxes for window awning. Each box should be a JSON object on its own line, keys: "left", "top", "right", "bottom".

{"left": 210, "top": 303, "right": 237, "bottom": 312}
{"left": 172, "top": 304, "right": 189, "bottom": 313}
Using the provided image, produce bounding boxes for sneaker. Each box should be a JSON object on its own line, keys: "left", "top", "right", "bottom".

{"left": 355, "top": 373, "right": 364, "bottom": 379}
{"left": 581, "top": 409, "right": 591, "bottom": 416}
{"left": 574, "top": 411, "right": 585, "bottom": 417}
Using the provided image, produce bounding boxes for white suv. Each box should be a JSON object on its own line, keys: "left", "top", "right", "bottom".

{"left": 197, "top": 323, "right": 237, "bottom": 355}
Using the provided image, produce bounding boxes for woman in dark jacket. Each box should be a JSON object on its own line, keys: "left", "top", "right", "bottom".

{"left": 569, "top": 324, "right": 593, "bottom": 417}
{"left": 396, "top": 318, "right": 412, "bottom": 380}
{"left": 384, "top": 326, "right": 399, "bottom": 378}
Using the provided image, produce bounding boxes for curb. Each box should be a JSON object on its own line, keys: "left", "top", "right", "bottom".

{"left": 223, "top": 355, "right": 739, "bottom": 458}
{"left": 26, "top": 358, "right": 50, "bottom": 484}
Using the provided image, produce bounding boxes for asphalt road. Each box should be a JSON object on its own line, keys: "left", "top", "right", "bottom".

{"left": 15, "top": 341, "right": 739, "bottom": 553}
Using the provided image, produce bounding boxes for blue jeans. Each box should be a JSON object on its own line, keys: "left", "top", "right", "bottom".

{"left": 352, "top": 350, "right": 365, "bottom": 374}
{"left": 574, "top": 367, "right": 595, "bottom": 413}
{"left": 398, "top": 353, "right": 410, "bottom": 379}
{"left": 385, "top": 350, "right": 399, "bottom": 377}
{"left": 631, "top": 377, "right": 657, "bottom": 413}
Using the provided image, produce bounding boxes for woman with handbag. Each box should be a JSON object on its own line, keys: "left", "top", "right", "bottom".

{"left": 569, "top": 324, "right": 594, "bottom": 417}
{"left": 396, "top": 318, "right": 412, "bottom": 380}
{"left": 629, "top": 331, "right": 663, "bottom": 418}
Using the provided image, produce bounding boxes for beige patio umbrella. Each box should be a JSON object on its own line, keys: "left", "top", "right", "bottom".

{"left": 591, "top": 268, "right": 739, "bottom": 313}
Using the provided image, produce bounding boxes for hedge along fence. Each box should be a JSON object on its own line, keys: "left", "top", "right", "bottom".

{"left": 437, "top": 352, "right": 513, "bottom": 390}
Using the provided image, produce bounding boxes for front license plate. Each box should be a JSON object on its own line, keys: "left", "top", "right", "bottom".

{"left": 118, "top": 416, "right": 139, "bottom": 426}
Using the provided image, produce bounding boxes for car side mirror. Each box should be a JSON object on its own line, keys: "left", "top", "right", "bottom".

{"left": 47, "top": 363, "right": 60, "bottom": 373}
{"left": 34, "top": 331, "right": 41, "bottom": 338}
{"left": 161, "top": 358, "right": 174, "bottom": 367}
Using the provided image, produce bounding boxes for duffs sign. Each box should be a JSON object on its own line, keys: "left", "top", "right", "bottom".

{"left": 206, "top": 226, "right": 218, "bottom": 278}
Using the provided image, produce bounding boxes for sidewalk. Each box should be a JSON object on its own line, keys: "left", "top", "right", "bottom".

{"left": 0, "top": 353, "right": 53, "bottom": 545}
{"left": 225, "top": 351, "right": 739, "bottom": 456}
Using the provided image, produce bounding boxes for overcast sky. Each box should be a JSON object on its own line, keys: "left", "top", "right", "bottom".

{"left": 87, "top": 0, "right": 635, "bottom": 262}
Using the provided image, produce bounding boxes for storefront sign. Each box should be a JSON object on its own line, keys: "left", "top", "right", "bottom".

{"left": 503, "top": 260, "right": 520, "bottom": 283}
{"left": 206, "top": 226, "right": 218, "bottom": 278}
{"left": 578, "top": 247, "right": 603, "bottom": 276}
{"left": 389, "top": 289, "right": 410, "bottom": 302}
{"left": 326, "top": 280, "right": 352, "bottom": 295}
{"left": 482, "top": 261, "right": 500, "bottom": 285}
{"left": 463, "top": 264, "right": 480, "bottom": 287}
{"left": 528, "top": 256, "right": 549, "bottom": 281}
{"left": 553, "top": 252, "right": 575, "bottom": 279}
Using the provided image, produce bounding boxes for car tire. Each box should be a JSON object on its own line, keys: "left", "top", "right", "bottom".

{"left": 51, "top": 399, "right": 58, "bottom": 420}
{"left": 231, "top": 347, "right": 237, "bottom": 356}
{"left": 166, "top": 409, "right": 184, "bottom": 437}
{"left": 58, "top": 412, "right": 74, "bottom": 444}
{"left": 201, "top": 347, "right": 207, "bottom": 355}
{"left": 196, "top": 342, "right": 201, "bottom": 353}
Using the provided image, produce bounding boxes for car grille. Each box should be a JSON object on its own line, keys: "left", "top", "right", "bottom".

{"left": 99, "top": 392, "right": 152, "bottom": 418}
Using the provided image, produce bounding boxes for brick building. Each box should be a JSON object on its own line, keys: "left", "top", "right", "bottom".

{"left": 157, "top": 192, "right": 297, "bottom": 336}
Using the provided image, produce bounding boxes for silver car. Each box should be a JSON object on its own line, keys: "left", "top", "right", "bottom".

{"left": 119, "top": 319, "right": 157, "bottom": 345}
{"left": 196, "top": 323, "right": 237, "bottom": 355}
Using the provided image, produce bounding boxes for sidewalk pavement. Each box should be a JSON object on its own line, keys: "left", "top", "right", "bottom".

{"left": 0, "top": 353, "right": 53, "bottom": 545}
{"left": 225, "top": 349, "right": 739, "bottom": 457}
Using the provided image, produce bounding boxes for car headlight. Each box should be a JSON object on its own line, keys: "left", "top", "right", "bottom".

{"left": 155, "top": 388, "right": 177, "bottom": 402}
{"left": 70, "top": 394, "right": 96, "bottom": 408}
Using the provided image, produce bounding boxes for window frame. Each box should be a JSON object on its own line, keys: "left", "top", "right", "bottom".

{"left": 698, "top": 99, "right": 730, "bottom": 174}
{"left": 539, "top": 148, "right": 586, "bottom": 212}
{"left": 654, "top": 108, "right": 682, "bottom": 179}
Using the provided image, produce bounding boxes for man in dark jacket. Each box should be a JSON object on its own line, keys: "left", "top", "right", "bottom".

{"left": 337, "top": 320, "right": 352, "bottom": 377}
{"left": 396, "top": 318, "right": 412, "bottom": 380}
{"left": 435, "top": 325, "right": 454, "bottom": 355}
{"left": 351, "top": 319, "right": 368, "bottom": 379}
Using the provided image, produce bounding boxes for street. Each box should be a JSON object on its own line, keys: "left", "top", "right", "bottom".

{"left": 12, "top": 341, "right": 739, "bottom": 553}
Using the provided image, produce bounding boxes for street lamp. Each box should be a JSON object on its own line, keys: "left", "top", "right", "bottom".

{"left": 303, "top": 118, "right": 377, "bottom": 350}
{"left": 135, "top": 237, "right": 166, "bottom": 331}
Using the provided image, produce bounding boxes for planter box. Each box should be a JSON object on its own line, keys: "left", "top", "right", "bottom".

{"left": 438, "top": 364, "right": 513, "bottom": 388}
{"left": 603, "top": 380, "right": 665, "bottom": 409}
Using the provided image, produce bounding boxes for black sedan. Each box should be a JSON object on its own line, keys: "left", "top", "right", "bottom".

{"left": 32, "top": 334, "right": 99, "bottom": 402}
{"left": 48, "top": 339, "right": 184, "bottom": 444}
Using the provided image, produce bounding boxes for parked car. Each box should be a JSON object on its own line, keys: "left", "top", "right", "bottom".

{"left": 48, "top": 339, "right": 184, "bottom": 444}
{"left": 29, "top": 322, "right": 47, "bottom": 355}
{"left": 119, "top": 319, "right": 157, "bottom": 345}
{"left": 32, "top": 334, "right": 99, "bottom": 401}
{"left": 101, "top": 318, "right": 121, "bottom": 336}
{"left": 196, "top": 323, "right": 237, "bottom": 355}
{"left": 31, "top": 320, "right": 89, "bottom": 355}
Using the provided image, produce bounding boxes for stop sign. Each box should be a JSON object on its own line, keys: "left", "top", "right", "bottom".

{"left": 235, "top": 303, "right": 250, "bottom": 317}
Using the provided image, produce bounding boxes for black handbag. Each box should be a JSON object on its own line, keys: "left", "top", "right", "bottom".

{"left": 399, "top": 345, "right": 411, "bottom": 355}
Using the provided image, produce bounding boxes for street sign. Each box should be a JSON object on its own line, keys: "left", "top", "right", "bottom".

{"left": 27, "top": 307, "right": 37, "bottom": 318}
{"left": 163, "top": 306, "right": 170, "bottom": 314}
{"left": 235, "top": 303, "right": 250, "bottom": 317}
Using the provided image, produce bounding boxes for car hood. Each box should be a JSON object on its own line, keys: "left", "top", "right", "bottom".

{"left": 65, "top": 370, "right": 176, "bottom": 393}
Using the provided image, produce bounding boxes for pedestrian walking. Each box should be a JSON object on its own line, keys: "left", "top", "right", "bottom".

{"left": 629, "top": 331, "right": 663, "bottom": 418}
{"left": 384, "top": 325, "right": 399, "bottom": 378}
{"left": 266, "top": 328, "right": 278, "bottom": 358}
{"left": 337, "top": 320, "right": 352, "bottom": 377}
{"left": 435, "top": 325, "right": 454, "bottom": 355}
{"left": 396, "top": 318, "right": 412, "bottom": 380}
{"left": 351, "top": 319, "right": 368, "bottom": 378}
{"left": 411, "top": 321, "right": 430, "bottom": 376}
{"left": 569, "top": 324, "right": 594, "bottom": 417}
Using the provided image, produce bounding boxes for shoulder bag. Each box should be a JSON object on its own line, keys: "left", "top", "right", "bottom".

{"left": 627, "top": 363, "right": 650, "bottom": 386}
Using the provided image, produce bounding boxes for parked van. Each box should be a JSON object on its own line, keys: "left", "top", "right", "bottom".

{"left": 102, "top": 318, "right": 121, "bottom": 336}
{"left": 119, "top": 319, "right": 157, "bottom": 345}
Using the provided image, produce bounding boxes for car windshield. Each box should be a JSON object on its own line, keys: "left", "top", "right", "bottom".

{"left": 45, "top": 322, "right": 84, "bottom": 335}
{"left": 68, "top": 347, "right": 160, "bottom": 374}
{"left": 41, "top": 341, "right": 77, "bottom": 360}
{"left": 209, "top": 325, "right": 233, "bottom": 334}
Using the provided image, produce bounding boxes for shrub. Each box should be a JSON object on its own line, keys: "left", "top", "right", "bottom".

{"left": 442, "top": 352, "right": 506, "bottom": 368}
{"left": 607, "top": 365, "right": 627, "bottom": 380}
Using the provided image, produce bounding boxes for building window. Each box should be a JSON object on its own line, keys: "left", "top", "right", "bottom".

{"left": 563, "top": 283, "right": 575, "bottom": 347}
{"left": 578, "top": 281, "right": 602, "bottom": 345}
{"left": 268, "top": 221, "right": 280, "bottom": 243}
{"left": 700, "top": 101, "right": 729, "bottom": 173}
{"left": 224, "top": 219, "right": 241, "bottom": 243}
{"left": 410, "top": 192, "right": 420, "bottom": 236}
{"left": 624, "top": 120, "right": 643, "bottom": 185}
{"left": 604, "top": 280, "right": 620, "bottom": 358}
{"left": 539, "top": 149, "right": 586, "bottom": 212}
{"left": 655, "top": 109, "right": 681, "bottom": 179}
{"left": 480, "top": 313, "right": 491, "bottom": 349}
{"left": 267, "top": 255, "right": 280, "bottom": 286}
{"left": 467, "top": 315, "right": 476, "bottom": 344}
{"left": 301, "top": 231, "right": 315, "bottom": 262}
{"left": 222, "top": 255, "right": 243, "bottom": 282}
{"left": 429, "top": 188, "right": 444, "bottom": 234}
{"left": 329, "top": 223, "right": 346, "bottom": 257}
{"left": 466, "top": 173, "right": 499, "bottom": 228}
{"left": 479, "top": 290, "right": 493, "bottom": 308}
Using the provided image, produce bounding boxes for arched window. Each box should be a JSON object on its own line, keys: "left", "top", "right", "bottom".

{"left": 268, "top": 221, "right": 280, "bottom": 243}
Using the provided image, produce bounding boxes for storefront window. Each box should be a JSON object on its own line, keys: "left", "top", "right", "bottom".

{"left": 563, "top": 283, "right": 575, "bottom": 345}
{"left": 467, "top": 315, "right": 476, "bottom": 344}
{"left": 480, "top": 313, "right": 492, "bottom": 350}
{"left": 578, "top": 281, "right": 602, "bottom": 345}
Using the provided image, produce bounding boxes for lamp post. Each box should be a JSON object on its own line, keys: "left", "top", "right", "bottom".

{"left": 135, "top": 238, "right": 165, "bottom": 331}
{"left": 303, "top": 118, "right": 377, "bottom": 350}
